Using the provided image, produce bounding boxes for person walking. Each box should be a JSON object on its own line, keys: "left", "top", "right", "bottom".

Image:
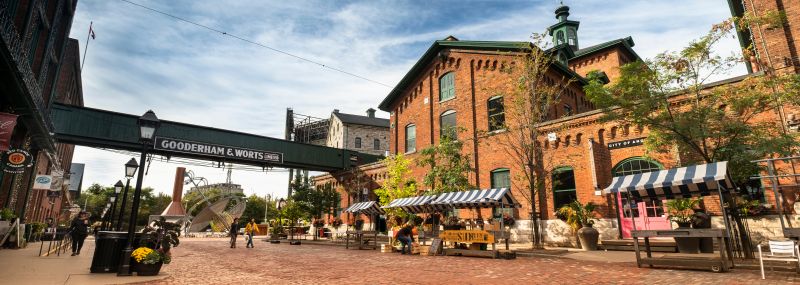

{"left": 396, "top": 222, "right": 414, "bottom": 255}
{"left": 229, "top": 218, "right": 241, "bottom": 248}
{"left": 245, "top": 218, "right": 260, "bottom": 248}
{"left": 69, "top": 212, "right": 89, "bottom": 256}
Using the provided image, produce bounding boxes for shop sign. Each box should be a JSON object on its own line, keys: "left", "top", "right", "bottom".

{"left": 33, "top": 175, "right": 52, "bottom": 190}
{"left": 154, "top": 137, "right": 283, "bottom": 163}
{"left": 50, "top": 170, "right": 64, "bottom": 191}
{"left": 607, "top": 137, "right": 645, "bottom": 150}
{"left": 440, "top": 230, "right": 495, "bottom": 244}
{"left": 2, "top": 148, "right": 33, "bottom": 174}
{"left": 0, "top": 112, "right": 18, "bottom": 151}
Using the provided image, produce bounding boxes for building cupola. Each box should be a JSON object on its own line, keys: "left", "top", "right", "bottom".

{"left": 547, "top": 4, "right": 580, "bottom": 52}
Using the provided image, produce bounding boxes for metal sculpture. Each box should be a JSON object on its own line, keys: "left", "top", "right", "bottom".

{"left": 183, "top": 169, "right": 245, "bottom": 233}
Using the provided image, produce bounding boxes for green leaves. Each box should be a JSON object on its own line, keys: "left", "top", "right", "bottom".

{"left": 375, "top": 153, "right": 417, "bottom": 221}
{"left": 417, "top": 133, "right": 474, "bottom": 195}
{"left": 585, "top": 18, "right": 799, "bottom": 185}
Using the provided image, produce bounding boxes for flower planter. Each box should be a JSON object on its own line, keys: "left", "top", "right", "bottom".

{"left": 135, "top": 262, "right": 163, "bottom": 276}
{"left": 674, "top": 224, "right": 699, "bottom": 254}
{"left": 577, "top": 224, "right": 599, "bottom": 251}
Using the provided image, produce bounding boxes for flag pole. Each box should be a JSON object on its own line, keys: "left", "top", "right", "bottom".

{"left": 81, "top": 21, "right": 92, "bottom": 72}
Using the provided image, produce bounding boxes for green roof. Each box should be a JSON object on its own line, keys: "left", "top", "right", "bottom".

{"left": 571, "top": 36, "right": 641, "bottom": 61}
{"left": 378, "top": 39, "right": 587, "bottom": 111}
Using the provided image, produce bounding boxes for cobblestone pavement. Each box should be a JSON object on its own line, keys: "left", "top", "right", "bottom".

{"left": 139, "top": 238, "right": 798, "bottom": 285}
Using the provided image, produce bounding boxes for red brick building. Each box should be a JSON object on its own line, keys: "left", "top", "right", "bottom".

{"left": 0, "top": 0, "right": 84, "bottom": 227}
{"left": 315, "top": 1, "right": 799, "bottom": 245}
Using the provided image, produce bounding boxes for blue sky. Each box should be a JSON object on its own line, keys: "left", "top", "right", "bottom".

{"left": 69, "top": 0, "right": 746, "bottom": 198}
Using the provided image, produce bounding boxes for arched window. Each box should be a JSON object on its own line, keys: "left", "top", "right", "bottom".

{"left": 563, "top": 104, "right": 573, "bottom": 116}
{"left": 567, "top": 29, "right": 577, "bottom": 46}
{"left": 597, "top": 129, "right": 605, "bottom": 145}
{"left": 440, "top": 110, "right": 457, "bottom": 139}
{"left": 354, "top": 137, "right": 362, "bottom": 148}
{"left": 487, "top": 96, "right": 505, "bottom": 131}
{"left": 552, "top": 166, "right": 577, "bottom": 210}
{"left": 373, "top": 138, "right": 380, "bottom": 150}
{"left": 575, "top": 133, "right": 583, "bottom": 145}
{"left": 405, "top": 124, "right": 416, "bottom": 153}
{"left": 556, "top": 30, "right": 565, "bottom": 45}
{"left": 612, "top": 157, "right": 663, "bottom": 177}
{"left": 610, "top": 126, "right": 618, "bottom": 139}
{"left": 439, "top": 72, "right": 456, "bottom": 101}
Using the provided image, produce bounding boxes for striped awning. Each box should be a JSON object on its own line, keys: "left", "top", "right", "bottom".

{"left": 381, "top": 195, "right": 437, "bottom": 213}
{"left": 430, "top": 188, "right": 521, "bottom": 209}
{"left": 343, "top": 201, "right": 385, "bottom": 215}
{"left": 603, "top": 161, "right": 735, "bottom": 201}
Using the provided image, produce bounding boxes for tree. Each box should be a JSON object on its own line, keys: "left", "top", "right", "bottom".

{"left": 375, "top": 154, "right": 417, "bottom": 225}
{"left": 417, "top": 132, "right": 474, "bottom": 195}
{"left": 584, "top": 19, "right": 799, "bottom": 184}
{"left": 584, "top": 18, "right": 799, "bottom": 258}
{"left": 78, "top": 183, "right": 162, "bottom": 229}
{"left": 482, "top": 35, "right": 575, "bottom": 249}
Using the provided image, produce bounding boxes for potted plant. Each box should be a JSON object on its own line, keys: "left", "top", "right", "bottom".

{"left": 131, "top": 247, "right": 169, "bottom": 276}
{"left": 331, "top": 217, "right": 343, "bottom": 228}
{"left": 557, "top": 201, "right": 599, "bottom": 250}
{"left": 443, "top": 216, "right": 461, "bottom": 230}
{"left": 666, "top": 198, "right": 701, "bottom": 253}
{"left": 135, "top": 218, "right": 180, "bottom": 275}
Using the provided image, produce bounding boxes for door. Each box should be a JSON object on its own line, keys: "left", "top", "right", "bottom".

{"left": 617, "top": 195, "right": 672, "bottom": 238}
{"left": 612, "top": 157, "right": 672, "bottom": 238}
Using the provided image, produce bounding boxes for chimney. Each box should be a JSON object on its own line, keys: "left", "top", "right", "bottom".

{"left": 366, "top": 108, "right": 376, "bottom": 118}
{"left": 333, "top": 109, "right": 339, "bottom": 114}
{"left": 160, "top": 167, "right": 187, "bottom": 216}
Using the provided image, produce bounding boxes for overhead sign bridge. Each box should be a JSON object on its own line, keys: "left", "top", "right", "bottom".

{"left": 50, "top": 104, "right": 380, "bottom": 172}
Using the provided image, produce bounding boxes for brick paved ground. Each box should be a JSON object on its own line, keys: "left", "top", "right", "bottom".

{"left": 139, "top": 238, "right": 798, "bottom": 285}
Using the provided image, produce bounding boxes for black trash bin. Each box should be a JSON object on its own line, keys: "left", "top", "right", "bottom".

{"left": 90, "top": 231, "right": 128, "bottom": 273}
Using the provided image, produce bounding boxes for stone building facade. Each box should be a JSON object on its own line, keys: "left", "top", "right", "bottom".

{"left": 326, "top": 109, "right": 390, "bottom": 157}
{"left": 0, "top": 0, "right": 84, "bottom": 225}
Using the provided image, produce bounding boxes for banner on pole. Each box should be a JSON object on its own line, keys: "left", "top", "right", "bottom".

{"left": 33, "top": 175, "right": 52, "bottom": 190}
{"left": 0, "top": 112, "right": 18, "bottom": 152}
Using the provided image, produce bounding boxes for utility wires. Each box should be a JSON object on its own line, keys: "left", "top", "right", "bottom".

{"left": 118, "top": 0, "right": 392, "bottom": 88}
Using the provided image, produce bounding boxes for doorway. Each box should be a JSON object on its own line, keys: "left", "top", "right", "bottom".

{"left": 613, "top": 157, "right": 671, "bottom": 238}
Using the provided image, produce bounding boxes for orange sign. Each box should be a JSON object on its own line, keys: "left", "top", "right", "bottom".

{"left": 440, "top": 230, "right": 495, "bottom": 243}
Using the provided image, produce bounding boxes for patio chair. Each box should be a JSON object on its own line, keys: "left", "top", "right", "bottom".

{"left": 758, "top": 240, "right": 800, "bottom": 279}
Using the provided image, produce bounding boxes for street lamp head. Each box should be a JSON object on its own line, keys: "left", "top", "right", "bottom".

{"left": 106, "top": 202, "right": 112, "bottom": 208}
{"left": 110, "top": 196, "right": 116, "bottom": 203}
{"left": 277, "top": 198, "right": 286, "bottom": 210}
{"left": 125, "top": 158, "right": 138, "bottom": 178}
{"left": 137, "top": 110, "right": 160, "bottom": 142}
{"left": 114, "top": 180, "right": 124, "bottom": 194}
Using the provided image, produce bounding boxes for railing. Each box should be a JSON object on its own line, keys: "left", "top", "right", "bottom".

{"left": 0, "top": 2, "right": 53, "bottom": 132}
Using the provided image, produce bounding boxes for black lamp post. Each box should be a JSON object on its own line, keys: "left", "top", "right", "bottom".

{"left": 277, "top": 198, "right": 286, "bottom": 238}
{"left": 101, "top": 202, "right": 112, "bottom": 231}
{"left": 107, "top": 181, "right": 123, "bottom": 231}
{"left": 118, "top": 110, "right": 160, "bottom": 276}
{"left": 116, "top": 158, "right": 138, "bottom": 231}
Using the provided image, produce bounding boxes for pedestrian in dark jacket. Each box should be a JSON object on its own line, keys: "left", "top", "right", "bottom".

{"left": 69, "top": 212, "right": 89, "bottom": 256}
{"left": 229, "top": 218, "right": 240, "bottom": 248}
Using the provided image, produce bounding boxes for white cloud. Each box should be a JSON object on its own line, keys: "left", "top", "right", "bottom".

{"left": 68, "top": 0, "right": 745, "bottom": 197}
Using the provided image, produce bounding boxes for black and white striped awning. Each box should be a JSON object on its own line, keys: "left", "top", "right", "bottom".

{"left": 381, "top": 195, "right": 437, "bottom": 213}
{"left": 343, "top": 201, "right": 385, "bottom": 215}
{"left": 603, "top": 161, "right": 735, "bottom": 201}
{"left": 430, "top": 188, "right": 521, "bottom": 209}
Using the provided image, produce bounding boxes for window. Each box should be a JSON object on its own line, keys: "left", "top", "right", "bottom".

{"left": 373, "top": 138, "right": 380, "bottom": 150}
{"left": 567, "top": 29, "right": 577, "bottom": 46}
{"left": 556, "top": 30, "right": 565, "bottom": 45}
{"left": 440, "top": 110, "right": 457, "bottom": 139}
{"left": 355, "top": 137, "right": 361, "bottom": 148}
{"left": 552, "top": 167, "right": 577, "bottom": 210}
{"left": 612, "top": 157, "right": 664, "bottom": 218}
{"left": 405, "top": 124, "right": 416, "bottom": 153}
{"left": 491, "top": 168, "right": 514, "bottom": 218}
{"left": 439, "top": 72, "right": 455, "bottom": 101}
{"left": 488, "top": 96, "right": 505, "bottom": 131}
{"left": 563, "top": 104, "right": 573, "bottom": 116}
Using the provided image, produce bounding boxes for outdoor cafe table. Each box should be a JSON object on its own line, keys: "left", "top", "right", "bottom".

{"left": 345, "top": 230, "right": 378, "bottom": 250}
{"left": 632, "top": 229, "right": 734, "bottom": 272}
